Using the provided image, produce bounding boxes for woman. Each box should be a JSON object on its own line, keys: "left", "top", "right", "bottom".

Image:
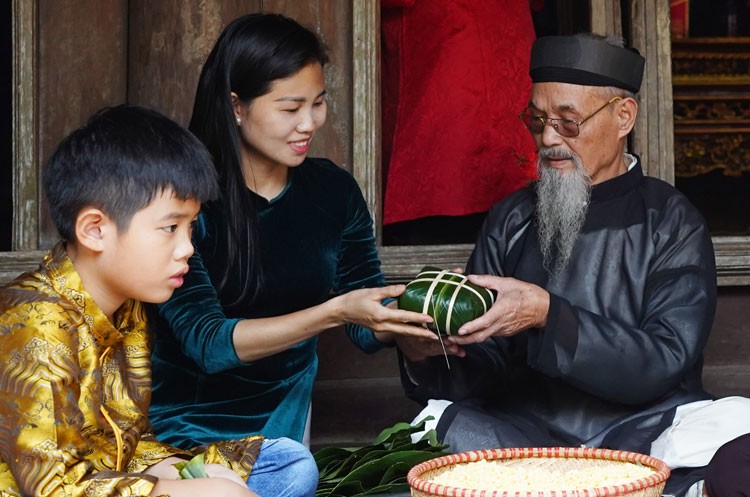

{"left": 148, "top": 13, "right": 434, "bottom": 492}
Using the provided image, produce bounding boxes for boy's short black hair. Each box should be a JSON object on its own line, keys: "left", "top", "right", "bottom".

{"left": 43, "top": 105, "right": 219, "bottom": 241}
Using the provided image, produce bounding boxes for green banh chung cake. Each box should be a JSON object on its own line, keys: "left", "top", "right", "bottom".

{"left": 398, "top": 267, "right": 495, "bottom": 337}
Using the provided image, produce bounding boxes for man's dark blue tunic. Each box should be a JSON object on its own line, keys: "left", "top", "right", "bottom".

{"left": 400, "top": 158, "right": 717, "bottom": 494}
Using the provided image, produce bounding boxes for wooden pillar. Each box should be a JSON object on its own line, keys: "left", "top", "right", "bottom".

{"left": 590, "top": 0, "right": 623, "bottom": 38}
{"left": 628, "top": 1, "right": 675, "bottom": 182}
{"left": 351, "top": 0, "right": 381, "bottom": 238}
{"left": 12, "top": 0, "right": 38, "bottom": 250}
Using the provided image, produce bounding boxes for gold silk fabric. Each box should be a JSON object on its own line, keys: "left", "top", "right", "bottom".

{"left": 0, "top": 243, "right": 261, "bottom": 497}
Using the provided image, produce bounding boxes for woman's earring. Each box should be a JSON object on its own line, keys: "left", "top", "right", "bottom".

{"left": 236, "top": 117, "right": 242, "bottom": 126}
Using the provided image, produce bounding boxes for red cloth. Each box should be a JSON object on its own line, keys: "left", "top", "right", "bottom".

{"left": 382, "top": 0, "right": 538, "bottom": 225}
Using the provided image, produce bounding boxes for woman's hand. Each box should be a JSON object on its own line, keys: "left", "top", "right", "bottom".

{"left": 334, "top": 285, "right": 436, "bottom": 339}
{"left": 233, "top": 284, "right": 436, "bottom": 362}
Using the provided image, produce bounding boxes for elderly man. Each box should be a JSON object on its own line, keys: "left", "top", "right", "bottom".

{"left": 395, "top": 34, "right": 746, "bottom": 496}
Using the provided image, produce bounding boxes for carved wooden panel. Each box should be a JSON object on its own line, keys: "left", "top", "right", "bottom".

{"left": 672, "top": 38, "right": 750, "bottom": 178}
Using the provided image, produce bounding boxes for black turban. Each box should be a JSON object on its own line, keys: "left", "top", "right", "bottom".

{"left": 530, "top": 35, "right": 645, "bottom": 93}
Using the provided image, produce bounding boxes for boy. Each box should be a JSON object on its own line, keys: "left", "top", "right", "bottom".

{"left": 0, "top": 106, "right": 261, "bottom": 497}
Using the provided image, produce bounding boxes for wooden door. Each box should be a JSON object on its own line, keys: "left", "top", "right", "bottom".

{"left": 11, "top": 0, "right": 353, "bottom": 254}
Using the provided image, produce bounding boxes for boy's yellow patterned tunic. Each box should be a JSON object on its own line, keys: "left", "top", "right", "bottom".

{"left": 0, "top": 244, "right": 261, "bottom": 497}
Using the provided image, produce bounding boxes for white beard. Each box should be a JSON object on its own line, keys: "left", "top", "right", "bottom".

{"left": 535, "top": 147, "right": 592, "bottom": 277}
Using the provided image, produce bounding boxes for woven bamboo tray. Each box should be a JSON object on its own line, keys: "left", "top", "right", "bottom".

{"left": 407, "top": 447, "right": 670, "bottom": 497}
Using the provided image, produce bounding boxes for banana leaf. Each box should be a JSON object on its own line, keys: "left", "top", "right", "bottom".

{"left": 325, "top": 451, "right": 437, "bottom": 496}
{"left": 316, "top": 446, "right": 357, "bottom": 471}
{"left": 398, "top": 266, "right": 495, "bottom": 336}
{"left": 372, "top": 421, "right": 413, "bottom": 445}
{"left": 173, "top": 452, "right": 207, "bottom": 479}
{"left": 317, "top": 444, "right": 389, "bottom": 480}
{"left": 314, "top": 417, "right": 449, "bottom": 497}
{"left": 379, "top": 462, "right": 412, "bottom": 485}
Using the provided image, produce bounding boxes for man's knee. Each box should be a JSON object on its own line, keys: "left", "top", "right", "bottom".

{"left": 704, "top": 433, "right": 750, "bottom": 497}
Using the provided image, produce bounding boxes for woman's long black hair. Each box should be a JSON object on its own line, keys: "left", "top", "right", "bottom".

{"left": 189, "top": 13, "right": 329, "bottom": 307}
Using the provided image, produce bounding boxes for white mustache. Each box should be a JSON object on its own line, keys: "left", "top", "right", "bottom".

{"left": 538, "top": 147, "right": 576, "bottom": 162}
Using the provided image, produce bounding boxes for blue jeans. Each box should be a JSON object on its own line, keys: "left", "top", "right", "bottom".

{"left": 246, "top": 438, "right": 318, "bottom": 497}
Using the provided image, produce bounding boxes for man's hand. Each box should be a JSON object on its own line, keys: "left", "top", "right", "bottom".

{"left": 450, "top": 275, "right": 550, "bottom": 344}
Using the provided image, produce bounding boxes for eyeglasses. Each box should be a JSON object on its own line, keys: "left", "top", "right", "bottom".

{"left": 519, "top": 96, "right": 622, "bottom": 138}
